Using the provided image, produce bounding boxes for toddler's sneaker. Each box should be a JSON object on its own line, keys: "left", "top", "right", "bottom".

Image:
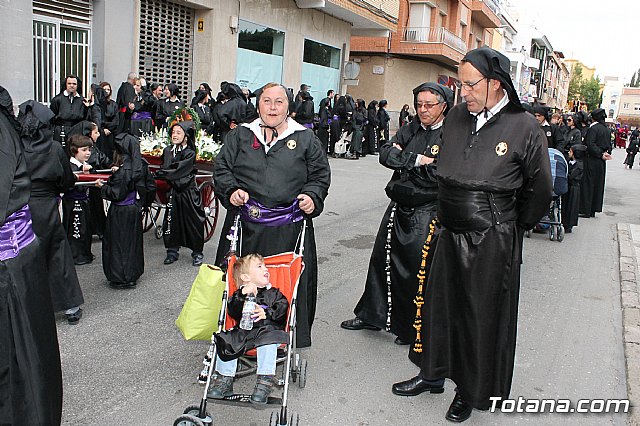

{"left": 250, "top": 375, "right": 275, "bottom": 405}
{"left": 206, "top": 375, "right": 234, "bottom": 399}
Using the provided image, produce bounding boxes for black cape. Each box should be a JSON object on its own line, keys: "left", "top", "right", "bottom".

{"left": 215, "top": 286, "right": 289, "bottom": 361}
{"left": 0, "top": 97, "right": 63, "bottom": 425}
{"left": 354, "top": 118, "right": 442, "bottom": 344}
{"left": 18, "top": 100, "right": 84, "bottom": 311}
{"left": 418, "top": 101, "right": 552, "bottom": 410}
{"left": 214, "top": 123, "right": 331, "bottom": 348}
{"left": 157, "top": 145, "right": 205, "bottom": 253}
{"left": 579, "top": 122, "right": 611, "bottom": 216}
{"left": 101, "top": 134, "right": 145, "bottom": 284}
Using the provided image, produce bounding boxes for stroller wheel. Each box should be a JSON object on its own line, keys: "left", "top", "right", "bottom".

{"left": 298, "top": 359, "right": 308, "bottom": 389}
{"left": 549, "top": 226, "right": 555, "bottom": 241}
{"left": 269, "top": 411, "right": 279, "bottom": 426}
{"left": 290, "top": 353, "right": 300, "bottom": 383}
{"left": 183, "top": 405, "right": 211, "bottom": 423}
{"left": 557, "top": 225, "right": 565, "bottom": 242}
{"left": 174, "top": 414, "right": 205, "bottom": 426}
{"left": 155, "top": 225, "right": 163, "bottom": 239}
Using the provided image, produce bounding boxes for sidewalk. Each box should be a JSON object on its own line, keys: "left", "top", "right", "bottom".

{"left": 617, "top": 223, "right": 640, "bottom": 425}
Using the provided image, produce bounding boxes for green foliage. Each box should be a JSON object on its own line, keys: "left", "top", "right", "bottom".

{"left": 631, "top": 69, "right": 640, "bottom": 87}
{"left": 581, "top": 77, "right": 601, "bottom": 110}
{"left": 568, "top": 64, "right": 583, "bottom": 101}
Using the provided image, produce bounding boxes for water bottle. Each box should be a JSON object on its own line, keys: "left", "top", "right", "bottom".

{"left": 239, "top": 294, "right": 256, "bottom": 330}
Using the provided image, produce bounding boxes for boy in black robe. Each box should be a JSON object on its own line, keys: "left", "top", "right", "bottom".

{"left": 562, "top": 144, "right": 586, "bottom": 233}
{"left": 393, "top": 47, "right": 552, "bottom": 422}
{"left": 0, "top": 85, "right": 63, "bottom": 425}
{"left": 63, "top": 135, "right": 97, "bottom": 265}
{"left": 99, "top": 133, "right": 145, "bottom": 288}
{"left": 18, "top": 100, "right": 85, "bottom": 324}
{"left": 207, "top": 254, "right": 288, "bottom": 405}
{"left": 156, "top": 121, "right": 205, "bottom": 266}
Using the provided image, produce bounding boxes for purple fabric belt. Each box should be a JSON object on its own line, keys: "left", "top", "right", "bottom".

{"left": 0, "top": 204, "right": 36, "bottom": 261}
{"left": 240, "top": 199, "right": 304, "bottom": 227}
{"left": 131, "top": 111, "right": 152, "bottom": 120}
{"left": 114, "top": 191, "right": 137, "bottom": 206}
{"left": 64, "top": 189, "right": 89, "bottom": 201}
{"left": 302, "top": 123, "right": 314, "bottom": 129}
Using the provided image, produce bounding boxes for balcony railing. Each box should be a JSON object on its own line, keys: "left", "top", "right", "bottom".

{"left": 402, "top": 27, "right": 467, "bottom": 53}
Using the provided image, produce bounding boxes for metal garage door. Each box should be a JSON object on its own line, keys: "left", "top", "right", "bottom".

{"left": 138, "top": 0, "right": 194, "bottom": 99}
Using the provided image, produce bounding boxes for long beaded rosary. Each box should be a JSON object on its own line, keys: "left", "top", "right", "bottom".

{"left": 412, "top": 218, "right": 438, "bottom": 353}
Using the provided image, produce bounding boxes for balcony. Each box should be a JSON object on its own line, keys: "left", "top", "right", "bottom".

{"left": 402, "top": 27, "right": 467, "bottom": 53}
{"left": 470, "top": 0, "right": 501, "bottom": 28}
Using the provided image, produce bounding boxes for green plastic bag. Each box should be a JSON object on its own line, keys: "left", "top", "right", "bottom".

{"left": 175, "top": 264, "right": 225, "bottom": 340}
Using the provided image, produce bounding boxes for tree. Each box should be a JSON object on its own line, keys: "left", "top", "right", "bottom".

{"left": 631, "top": 71, "right": 637, "bottom": 87}
{"left": 568, "top": 64, "right": 584, "bottom": 102}
{"left": 582, "top": 76, "right": 601, "bottom": 110}
{"left": 631, "top": 68, "right": 640, "bottom": 87}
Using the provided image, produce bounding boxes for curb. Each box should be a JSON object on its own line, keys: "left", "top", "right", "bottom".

{"left": 617, "top": 223, "right": 640, "bottom": 426}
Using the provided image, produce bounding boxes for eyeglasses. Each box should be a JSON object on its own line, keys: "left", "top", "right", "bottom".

{"left": 567, "top": 118, "right": 573, "bottom": 122}
{"left": 454, "top": 78, "right": 486, "bottom": 91}
{"left": 416, "top": 102, "right": 441, "bottom": 110}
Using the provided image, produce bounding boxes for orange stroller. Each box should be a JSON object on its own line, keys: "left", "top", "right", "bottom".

{"left": 175, "top": 216, "right": 308, "bottom": 426}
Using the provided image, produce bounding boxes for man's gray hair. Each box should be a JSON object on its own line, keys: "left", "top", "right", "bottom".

{"left": 127, "top": 72, "right": 138, "bottom": 82}
{"left": 426, "top": 89, "right": 445, "bottom": 104}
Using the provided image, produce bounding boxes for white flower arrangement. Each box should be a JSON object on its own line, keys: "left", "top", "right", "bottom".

{"left": 139, "top": 128, "right": 168, "bottom": 156}
{"left": 195, "top": 129, "right": 222, "bottom": 162}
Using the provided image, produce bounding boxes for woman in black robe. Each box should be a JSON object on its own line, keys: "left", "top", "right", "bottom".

{"left": 317, "top": 97, "right": 331, "bottom": 154}
{"left": 128, "top": 78, "right": 155, "bottom": 137}
{"left": 0, "top": 85, "right": 63, "bottom": 425}
{"left": 157, "top": 84, "right": 185, "bottom": 129}
{"left": 99, "top": 81, "right": 119, "bottom": 161}
{"left": 377, "top": 99, "right": 390, "bottom": 144}
{"left": 18, "top": 100, "right": 85, "bottom": 323}
{"left": 156, "top": 121, "right": 205, "bottom": 266}
{"left": 341, "top": 83, "right": 453, "bottom": 345}
{"left": 214, "top": 82, "right": 331, "bottom": 348}
{"left": 100, "top": 133, "right": 145, "bottom": 288}
{"left": 192, "top": 89, "right": 214, "bottom": 135}
{"left": 365, "top": 100, "right": 379, "bottom": 155}
{"left": 579, "top": 108, "right": 612, "bottom": 217}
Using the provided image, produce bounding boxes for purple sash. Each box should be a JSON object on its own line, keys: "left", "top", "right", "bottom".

{"left": 240, "top": 199, "right": 304, "bottom": 227}
{"left": 114, "top": 191, "right": 137, "bottom": 206}
{"left": 131, "top": 111, "right": 152, "bottom": 120}
{"left": 302, "top": 123, "right": 314, "bottom": 129}
{"left": 0, "top": 204, "right": 36, "bottom": 261}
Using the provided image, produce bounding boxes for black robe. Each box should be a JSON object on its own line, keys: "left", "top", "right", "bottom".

{"left": 0, "top": 109, "right": 63, "bottom": 425}
{"left": 101, "top": 168, "right": 144, "bottom": 284}
{"left": 365, "top": 106, "right": 379, "bottom": 154}
{"left": 115, "top": 81, "right": 135, "bottom": 134}
{"left": 62, "top": 162, "right": 94, "bottom": 263}
{"left": 561, "top": 159, "right": 583, "bottom": 229}
{"left": 49, "top": 92, "right": 87, "bottom": 143}
{"left": 214, "top": 123, "right": 331, "bottom": 348}
{"left": 566, "top": 127, "right": 582, "bottom": 148}
{"left": 377, "top": 108, "right": 390, "bottom": 143}
{"left": 317, "top": 99, "right": 331, "bottom": 154}
{"left": 100, "top": 99, "right": 119, "bottom": 161}
{"left": 87, "top": 145, "right": 113, "bottom": 237}
{"left": 215, "top": 286, "right": 289, "bottom": 361}
{"left": 23, "top": 129, "right": 84, "bottom": 312}
{"left": 157, "top": 145, "right": 205, "bottom": 253}
{"left": 419, "top": 102, "right": 552, "bottom": 410}
{"left": 354, "top": 118, "right": 441, "bottom": 344}
{"left": 579, "top": 122, "right": 611, "bottom": 216}
{"left": 157, "top": 98, "right": 185, "bottom": 129}
{"left": 624, "top": 139, "right": 639, "bottom": 168}
{"left": 129, "top": 93, "right": 155, "bottom": 137}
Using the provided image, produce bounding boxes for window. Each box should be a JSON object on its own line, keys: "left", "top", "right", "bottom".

{"left": 238, "top": 20, "right": 284, "bottom": 56}
{"left": 623, "top": 103, "right": 629, "bottom": 109}
{"left": 303, "top": 40, "right": 340, "bottom": 69}
{"left": 409, "top": 3, "right": 432, "bottom": 28}
{"left": 634, "top": 104, "right": 640, "bottom": 111}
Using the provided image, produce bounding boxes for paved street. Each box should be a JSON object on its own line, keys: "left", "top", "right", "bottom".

{"left": 59, "top": 148, "right": 636, "bottom": 426}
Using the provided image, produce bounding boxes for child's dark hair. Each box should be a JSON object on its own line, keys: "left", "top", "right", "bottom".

{"left": 233, "top": 253, "right": 264, "bottom": 283}
{"left": 68, "top": 135, "right": 93, "bottom": 156}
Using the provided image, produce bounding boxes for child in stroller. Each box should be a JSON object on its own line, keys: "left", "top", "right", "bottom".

{"left": 207, "top": 253, "right": 289, "bottom": 405}
{"left": 528, "top": 148, "right": 568, "bottom": 241}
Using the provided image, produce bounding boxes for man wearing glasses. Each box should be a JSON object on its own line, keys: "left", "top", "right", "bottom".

{"left": 341, "top": 83, "right": 453, "bottom": 349}
{"left": 392, "top": 47, "right": 552, "bottom": 423}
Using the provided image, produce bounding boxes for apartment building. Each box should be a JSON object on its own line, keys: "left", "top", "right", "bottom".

{"left": 347, "top": 0, "right": 501, "bottom": 116}
{"left": 617, "top": 87, "right": 640, "bottom": 127}
{"left": 0, "top": 0, "right": 399, "bottom": 105}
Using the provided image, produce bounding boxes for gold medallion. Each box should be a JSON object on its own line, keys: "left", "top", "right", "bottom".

{"left": 430, "top": 144, "right": 440, "bottom": 156}
{"left": 248, "top": 205, "right": 261, "bottom": 219}
{"left": 287, "top": 140, "right": 297, "bottom": 150}
{"left": 495, "top": 141, "right": 508, "bottom": 156}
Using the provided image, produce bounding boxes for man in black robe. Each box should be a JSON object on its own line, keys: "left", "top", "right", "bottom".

{"left": 50, "top": 75, "right": 88, "bottom": 145}
{"left": 579, "top": 108, "right": 612, "bottom": 217}
{"left": 115, "top": 72, "right": 137, "bottom": 135}
{"left": 340, "top": 83, "right": 453, "bottom": 347}
{"left": 392, "top": 47, "right": 552, "bottom": 423}
{"left": 0, "top": 85, "right": 63, "bottom": 425}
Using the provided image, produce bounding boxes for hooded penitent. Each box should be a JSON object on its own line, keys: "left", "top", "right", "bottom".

{"left": 170, "top": 120, "right": 196, "bottom": 152}
{"left": 412, "top": 82, "right": 454, "bottom": 117}
{"left": 461, "top": 46, "right": 522, "bottom": 110}
{"left": 18, "top": 100, "right": 55, "bottom": 154}
{"left": 591, "top": 108, "right": 606, "bottom": 124}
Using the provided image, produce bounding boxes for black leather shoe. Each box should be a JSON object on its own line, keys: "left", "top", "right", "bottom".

{"left": 394, "top": 336, "right": 410, "bottom": 345}
{"left": 392, "top": 376, "right": 444, "bottom": 396}
{"left": 340, "top": 317, "right": 381, "bottom": 331}
{"left": 164, "top": 255, "right": 178, "bottom": 265}
{"left": 445, "top": 393, "right": 472, "bottom": 423}
{"left": 66, "top": 308, "right": 83, "bottom": 325}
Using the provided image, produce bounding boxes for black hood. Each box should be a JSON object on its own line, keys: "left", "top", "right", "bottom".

{"left": 571, "top": 143, "right": 587, "bottom": 160}
{"left": 301, "top": 91, "right": 313, "bottom": 101}
{"left": 319, "top": 98, "right": 330, "bottom": 109}
{"left": 533, "top": 105, "right": 550, "bottom": 120}
{"left": 220, "top": 81, "right": 244, "bottom": 100}
{"left": 171, "top": 120, "right": 196, "bottom": 151}
{"left": 0, "top": 85, "right": 20, "bottom": 134}
{"left": 193, "top": 89, "right": 208, "bottom": 105}
{"left": 591, "top": 108, "right": 606, "bottom": 124}
{"left": 18, "top": 100, "right": 55, "bottom": 153}
{"left": 412, "top": 82, "right": 454, "bottom": 116}
{"left": 114, "top": 133, "right": 143, "bottom": 179}
{"left": 68, "top": 120, "right": 94, "bottom": 138}
{"left": 461, "top": 46, "right": 522, "bottom": 110}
